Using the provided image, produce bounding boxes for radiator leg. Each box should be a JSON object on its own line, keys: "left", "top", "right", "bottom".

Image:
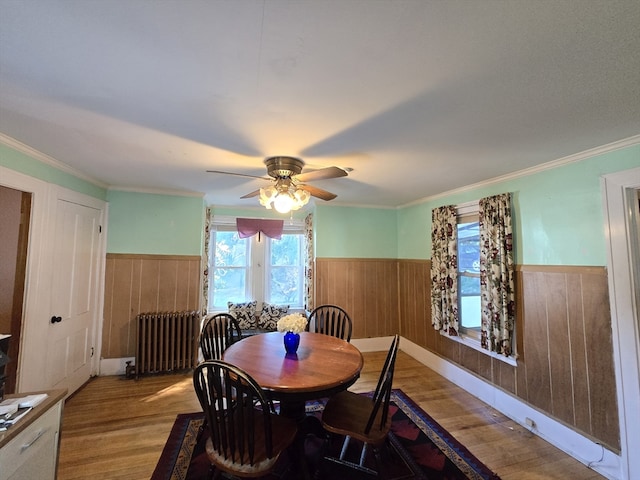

{"left": 125, "top": 361, "right": 135, "bottom": 380}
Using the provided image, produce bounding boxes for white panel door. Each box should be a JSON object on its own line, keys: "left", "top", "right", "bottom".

{"left": 46, "top": 199, "right": 101, "bottom": 394}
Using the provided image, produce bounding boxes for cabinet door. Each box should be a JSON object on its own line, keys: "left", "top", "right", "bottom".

{"left": 5, "top": 434, "right": 57, "bottom": 480}
{"left": 0, "top": 404, "right": 60, "bottom": 480}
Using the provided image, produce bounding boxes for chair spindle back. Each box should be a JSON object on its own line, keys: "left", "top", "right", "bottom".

{"left": 364, "top": 334, "right": 399, "bottom": 435}
{"left": 199, "top": 313, "right": 242, "bottom": 361}
{"left": 308, "top": 304, "right": 353, "bottom": 342}
{"left": 193, "top": 360, "right": 276, "bottom": 466}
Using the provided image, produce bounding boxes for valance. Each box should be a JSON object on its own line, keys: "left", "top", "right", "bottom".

{"left": 236, "top": 218, "right": 284, "bottom": 240}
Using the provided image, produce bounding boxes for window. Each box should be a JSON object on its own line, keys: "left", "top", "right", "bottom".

{"left": 208, "top": 220, "right": 305, "bottom": 311}
{"left": 431, "top": 195, "right": 515, "bottom": 360}
{"left": 457, "top": 210, "right": 481, "bottom": 341}
{"left": 267, "top": 233, "right": 304, "bottom": 305}
{"left": 211, "top": 229, "right": 249, "bottom": 307}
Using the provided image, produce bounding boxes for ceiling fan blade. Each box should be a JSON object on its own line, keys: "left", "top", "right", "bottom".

{"left": 293, "top": 166, "right": 348, "bottom": 182}
{"left": 300, "top": 184, "right": 337, "bottom": 201}
{"left": 207, "top": 170, "right": 268, "bottom": 180}
{"left": 240, "top": 189, "right": 261, "bottom": 199}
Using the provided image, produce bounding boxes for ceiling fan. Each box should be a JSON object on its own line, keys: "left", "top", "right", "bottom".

{"left": 207, "top": 156, "right": 349, "bottom": 213}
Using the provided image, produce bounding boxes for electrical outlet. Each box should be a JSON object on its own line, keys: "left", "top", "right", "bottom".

{"left": 525, "top": 417, "right": 535, "bottom": 428}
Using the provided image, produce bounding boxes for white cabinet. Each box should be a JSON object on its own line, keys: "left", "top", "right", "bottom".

{"left": 0, "top": 390, "right": 65, "bottom": 480}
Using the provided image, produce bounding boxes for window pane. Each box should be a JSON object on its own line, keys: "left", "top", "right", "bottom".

{"left": 270, "top": 266, "right": 300, "bottom": 304}
{"left": 271, "top": 234, "right": 300, "bottom": 266}
{"left": 457, "top": 220, "right": 480, "bottom": 330}
{"left": 215, "top": 231, "right": 246, "bottom": 266}
{"left": 213, "top": 268, "right": 247, "bottom": 307}
{"left": 460, "top": 295, "right": 481, "bottom": 328}
{"left": 268, "top": 234, "right": 303, "bottom": 306}
{"left": 459, "top": 274, "right": 480, "bottom": 295}
{"left": 212, "top": 231, "right": 249, "bottom": 308}
{"left": 457, "top": 222, "right": 480, "bottom": 273}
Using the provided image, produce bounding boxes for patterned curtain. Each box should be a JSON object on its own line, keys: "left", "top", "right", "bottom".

{"left": 202, "top": 207, "right": 212, "bottom": 316}
{"left": 430, "top": 205, "right": 459, "bottom": 335}
{"left": 304, "top": 213, "right": 314, "bottom": 312}
{"left": 479, "top": 193, "right": 515, "bottom": 356}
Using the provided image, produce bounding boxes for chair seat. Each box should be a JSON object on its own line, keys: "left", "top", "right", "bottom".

{"left": 321, "top": 390, "right": 391, "bottom": 446}
{"left": 205, "top": 411, "right": 297, "bottom": 476}
{"left": 194, "top": 360, "right": 299, "bottom": 479}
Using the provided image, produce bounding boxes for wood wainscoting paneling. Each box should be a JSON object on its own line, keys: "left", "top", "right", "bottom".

{"left": 102, "top": 254, "right": 201, "bottom": 359}
{"left": 315, "top": 258, "right": 399, "bottom": 338}
{"left": 397, "top": 259, "right": 431, "bottom": 347}
{"left": 518, "top": 265, "right": 619, "bottom": 452}
{"left": 396, "top": 260, "right": 620, "bottom": 452}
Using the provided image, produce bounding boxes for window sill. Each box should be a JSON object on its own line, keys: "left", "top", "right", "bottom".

{"left": 440, "top": 330, "right": 518, "bottom": 366}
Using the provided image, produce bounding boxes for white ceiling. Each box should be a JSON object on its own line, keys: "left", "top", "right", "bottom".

{"left": 1, "top": 1, "right": 639, "bottom": 208}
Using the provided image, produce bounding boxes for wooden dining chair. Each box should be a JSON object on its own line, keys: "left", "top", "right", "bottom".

{"left": 197, "top": 314, "right": 244, "bottom": 441}
{"left": 307, "top": 304, "right": 353, "bottom": 342}
{"left": 193, "top": 360, "right": 298, "bottom": 479}
{"left": 199, "top": 313, "right": 243, "bottom": 361}
{"left": 320, "top": 334, "right": 400, "bottom": 476}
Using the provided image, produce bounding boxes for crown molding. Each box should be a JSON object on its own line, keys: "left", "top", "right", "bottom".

{"left": 0, "top": 133, "right": 205, "bottom": 197}
{"left": 0, "top": 132, "right": 109, "bottom": 188}
{"left": 315, "top": 201, "right": 397, "bottom": 210}
{"left": 4, "top": 131, "right": 638, "bottom": 209}
{"left": 402, "top": 134, "right": 640, "bottom": 208}
{"left": 108, "top": 186, "right": 204, "bottom": 198}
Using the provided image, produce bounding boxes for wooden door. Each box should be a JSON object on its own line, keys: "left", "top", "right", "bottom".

{"left": 45, "top": 199, "right": 102, "bottom": 395}
{"left": 0, "top": 186, "right": 31, "bottom": 395}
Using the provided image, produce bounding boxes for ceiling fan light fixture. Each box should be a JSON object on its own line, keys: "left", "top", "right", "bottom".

{"left": 271, "top": 187, "right": 310, "bottom": 214}
{"left": 262, "top": 182, "right": 310, "bottom": 214}
{"left": 259, "top": 186, "right": 277, "bottom": 208}
{"left": 294, "top": 188, "right": 310, "bottom": 204}
{"left": 273, "top": 191, "right": 295, "bottom": 213}
{"left": 220, "top": 155, "right": 343, "bottom": 212}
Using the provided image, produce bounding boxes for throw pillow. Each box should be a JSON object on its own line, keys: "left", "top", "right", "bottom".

{"left": 258, "top": 303, "right": 290, "bottom": 331}
{"left": 228, "top": 301, "right": 257, "bottom": 330}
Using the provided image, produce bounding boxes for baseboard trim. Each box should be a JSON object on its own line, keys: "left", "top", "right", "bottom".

{"left": 399, "top": 337, "right": 622, "bottom": 480}
{"left": 351, "top": 336, "right": 394, "bottom": 352}
{"left": 100, "top": 357, "right": 135, "bottom": 376}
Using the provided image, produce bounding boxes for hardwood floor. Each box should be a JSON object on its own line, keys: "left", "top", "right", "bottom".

{"left": 57, "top": 351, "right": 604, "bottom": 479}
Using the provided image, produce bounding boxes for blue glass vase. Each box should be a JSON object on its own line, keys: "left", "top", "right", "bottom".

{"left": 283, "top": 331, "right": 300, "bottom": 355}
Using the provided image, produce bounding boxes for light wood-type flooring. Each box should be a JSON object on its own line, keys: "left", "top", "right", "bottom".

{"left": 57, "top": 351, "right": 605, "bottom": 479}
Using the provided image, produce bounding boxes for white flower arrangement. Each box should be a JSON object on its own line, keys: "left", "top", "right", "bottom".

{"left": 277, "top": 313, "right": 308, "bottom": 334}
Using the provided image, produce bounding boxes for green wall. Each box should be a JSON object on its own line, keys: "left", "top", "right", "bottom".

{"left": 3, "top": 139, "right": 639, "bottom": 264}
{"left": 312, "top": 142, "right": 639, "bottom": 264}
{"left": 210, "top": 204, "right": 399, "bottom": 259}
{"left": 397, "top": 143, "right": 640, "bottom": 265}
{"left": 0, "top": 142, "right": 205, "bottom": 256}
{"left": 106, "top": 190, "right": 205, "bottom": 255}
{"left": 314, "top": 205, "right": 398, "bottom": 258}
{"left": 0, "top": 143, "right": 107, "bottom": 200}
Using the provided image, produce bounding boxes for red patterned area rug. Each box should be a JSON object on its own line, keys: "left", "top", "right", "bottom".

{"left": 152, "top": 389, "right": 501, "bottom": 480}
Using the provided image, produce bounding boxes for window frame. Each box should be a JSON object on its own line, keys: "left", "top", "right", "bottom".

{"left": 455, "top": 201, "right": 481, "bottom": 342}
{"left": 263, "top": 231, "right": 305, "bottom": 307}
{"left": 208, "top": 216, "right": 305, "bottom": 312}
{"left": 443, "top": 201, "right": 517, "bottom": 366}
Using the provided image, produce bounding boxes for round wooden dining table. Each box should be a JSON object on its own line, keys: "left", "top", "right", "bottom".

{"left": 222, "top": 331, "right": 364, "bottom": 420}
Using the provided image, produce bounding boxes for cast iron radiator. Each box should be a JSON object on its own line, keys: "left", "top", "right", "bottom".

{"left": 135, "top": 310, "right": 200, "bottom": 378}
